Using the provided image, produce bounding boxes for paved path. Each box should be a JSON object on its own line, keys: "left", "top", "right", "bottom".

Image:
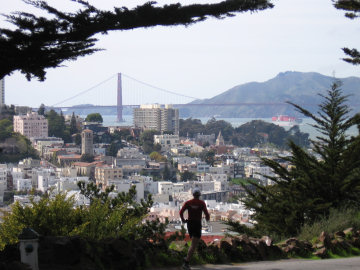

{"left": 152, "top": 257, "right": 360, "bottom": 270}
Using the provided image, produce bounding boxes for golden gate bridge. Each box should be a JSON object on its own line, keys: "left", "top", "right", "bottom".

{"left": 49, "top": 73, "right": 300, "bottom": 122}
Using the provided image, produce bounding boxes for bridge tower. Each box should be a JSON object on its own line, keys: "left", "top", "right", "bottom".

{"left": 117, "top": 73, "right": 124, "bottom": 122}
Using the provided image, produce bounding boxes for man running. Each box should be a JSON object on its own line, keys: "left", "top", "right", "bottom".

{"left": 179, "top": 188, "right": 210, "bottom": 270}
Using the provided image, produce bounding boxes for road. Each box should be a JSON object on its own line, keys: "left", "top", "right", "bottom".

{"left": 153, "top": 257, "right": 360, "bottom": 270}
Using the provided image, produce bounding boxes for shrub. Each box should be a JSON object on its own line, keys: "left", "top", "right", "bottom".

{"left": 298, "top": 207, "right": 360, "bottom": 242}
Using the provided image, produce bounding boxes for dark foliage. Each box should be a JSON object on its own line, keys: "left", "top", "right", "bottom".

{"left": 242, "top": 82, "right": 360, "bottom": 237}
{"left": 333, "top": 0, "right": 360, "bottom": 65}
{"left": 0, "top": 0, "right": 273, "bottom": 80}
{"left": 80, "top": 153, "right": 94, "bottom": 163}
{"left": 85, "top": 113, "right": 103, "bottom": 123}
{"left": 180, "top": 117, "right": 309, "bottom": 149}
{"left": 140, "top": 130, "right": 160, "bottom": 154}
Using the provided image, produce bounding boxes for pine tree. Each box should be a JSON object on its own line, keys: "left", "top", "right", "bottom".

{"left": 333, "top": 1, "right": 360, "bottom": 65}
{"left": 242, "top": 82, "right": 360, "bottom": 237}
{"left": 0, "top": 0, "right": 273, "bottom": 81}
{"left": 69, "top": 112, "right": 78, "bottom": 135}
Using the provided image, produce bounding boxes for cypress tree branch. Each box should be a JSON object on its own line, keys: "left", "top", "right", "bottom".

{"left": 333, "top": 1, "right": 360, "bottom": 65}
{"left": 0, "top": 0, "right": 273, "bottom": 81}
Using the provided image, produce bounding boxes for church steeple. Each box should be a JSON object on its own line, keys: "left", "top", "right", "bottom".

{"left": 216, "top": 131, "right": 225, "bottom": 146}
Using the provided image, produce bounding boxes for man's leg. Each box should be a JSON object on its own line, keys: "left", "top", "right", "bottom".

{"left": 186, "top": 236, "right": 200, "bottom": 262}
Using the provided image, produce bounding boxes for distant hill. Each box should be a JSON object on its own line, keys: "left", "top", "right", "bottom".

{"left": 180, "top": 71, "right": 360, "bottom": 118}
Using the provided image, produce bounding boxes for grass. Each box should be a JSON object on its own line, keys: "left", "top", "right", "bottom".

{"left": 298, "top": 207, "right": 360, "bottom": 242}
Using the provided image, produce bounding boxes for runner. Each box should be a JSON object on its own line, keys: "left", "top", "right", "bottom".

{"left": 179, "top": 188, "right": 210, "bottom": 270}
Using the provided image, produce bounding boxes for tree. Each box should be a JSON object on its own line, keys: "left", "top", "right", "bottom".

{"left": 0, "top": 119, "right": 13, "bottom": 141}
{"left": 81, "top": 153, "right": 94, "bottom": 163}
{"left": 46, "top": 109, "right": 66, "bottom": 138}
{"left": 205, "top": 117, "right": 234, "bottom": 141}
{"left": 0, "top": 193, "right": 80, "bottom": 250}
{"left": 179, "top": 118, "right": 205, "bottom": 137}
{"left": 149, "top": 151, "right": 167, "bottom": 162}
{"left": 85, "top": 113, "right": 103, "bottom": 123}
{"left": 69, "top": 112, "right": 78, "bottom": 135}
{"left": 333, "top": 1, "right": 360, "bottom": 65}
{"left": 140, "top": 130, "right": 160, "bottom": 154}
{"left": 37, "top": 103, "right": 45, "bottom": 116}
{"left": 74, "top": 133, "right": 81, "bottom": 145}
{"left": 0, "top": 183, "right": 155, "bottom": 250}
{"left": 0, "top": 0, "right": 273, "bottom": 81}
{"left": 180, "top": 171, "right": 197, "bottom": 182}
{"left": 242, "top": 82, "right": 360, "bottom": 237}
{"left": 106, "top": 141, "right": 121, "bottom": 157}
{"left": 200, "top": 149, "right": 216, "bottom": 166}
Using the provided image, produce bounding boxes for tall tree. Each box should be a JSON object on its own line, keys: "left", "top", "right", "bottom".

{"left": 0, "top": 0, "right": 273, "bottom": 81}
{"left": 69, "top": 112, "right": 78, "bottom": 135}
{"left": 333, "top": 1, "right": 360, "bottom": 65}
{"left": 242, "top": 82, "right": 360, "bottom": 237}
{"left": 37, "top": 103, "right": 45, "bottom": 116}
{"left": 85, "top": 112, "right": 103, "bottom": 123}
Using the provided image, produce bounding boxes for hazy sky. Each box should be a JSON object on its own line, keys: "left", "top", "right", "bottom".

{"left": 2, "top": 0, "right": 360, "bottom": 108}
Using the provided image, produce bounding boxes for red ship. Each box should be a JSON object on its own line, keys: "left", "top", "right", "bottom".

{"left": 272, "top": 115, "right": 302, "bottom": 126}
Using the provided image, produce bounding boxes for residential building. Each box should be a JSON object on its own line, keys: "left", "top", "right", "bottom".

{"left": 195, "top": 133, "right": 215, "bottom": 145}
{"left": 81, "top": 129, "right": 93, "bottom": 155}
{"left": 0, "top": 165, "right": 7, "bottom": 202}
{"left": 72, "top": 161, "right": 102, "bottom": 178}
{"left": 31, "top": 137, "right": 64, "bottom": 155}
{"left": 154, "top": 134, "right": 180, "bottom": 151}
{"left": 13, "top": 112, "right": 48, "bottom": 139}
{"left": 133, "top": 104, "right": 179, "bottom": 134}
{"left": 14, "top": 106, "right": 32, "bottom": 115}
{"left": 245, "top": 163, "right": 275, "bottom": 185}
{"left": 16, "top": 179, "right": 32, "bottom": 192}
{"left": 110, "top": 180, "right": 144, "bottom": 203}
{"left": 0, "top": 78, "right": 4, "bottom": 108}
{"left": 95, "top": 166, "right": 123, "bottom": 190}
{"left": 57, "top": 154, "right": 82, "bottom": 167}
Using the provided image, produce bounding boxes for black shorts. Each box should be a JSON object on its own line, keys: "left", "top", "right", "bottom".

{"left": 187, "top": 220, "right": 202, "bottom": 238}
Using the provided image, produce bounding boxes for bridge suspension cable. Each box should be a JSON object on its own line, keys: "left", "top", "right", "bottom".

{"left": 121, "top": 73, "right": 200, "bottom": 100}
{"left": 51, "top": 73, "right": 117, "bottom": 107}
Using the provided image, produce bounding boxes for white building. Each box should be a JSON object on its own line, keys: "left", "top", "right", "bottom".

{"left": 110, "top": 180, "right": 144, "bottom": 203}
{"left": 0, "top": 165, "right": 7, "bottom": 202}
{"left": 145, "top": 181, "right": 174, "bottom": 195}
{"left": 245, "top": 163, "right": 275, "bottom": 185}
{"left": 13, "top": 112, "right": 48, "bottom": 139}
{"left": 0, "top": 78, "right": 4, "bottom": 108}
{"left": 214, "top": 180, "right": 228, "bottom": 192}
{"left": 197, "top": 162, "right": 210, "bottom": 173}
{"left": 154, "top": 134, "right": 180, "bottom": 151}
{"left": 210, "top": 165, "right": 231, "bottom": 175}
{"left": 16, "top": 179, "right": 32, "bottom": 192}
{"left": 55, "top": 177, "right": 89, "bottom": 193}
{"left": 32, "top": 137, "right": 64, "bottom": 155}
{"left": 133, "top": 104, "right": 179, "bottom": 134}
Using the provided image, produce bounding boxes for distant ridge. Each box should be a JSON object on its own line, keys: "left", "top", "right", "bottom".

{"left": 180, "top": 71, "right": 360, "bottom": 118}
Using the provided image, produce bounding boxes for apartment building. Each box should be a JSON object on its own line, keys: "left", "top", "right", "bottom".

{"left": 13, "top": 112, "right": 48, "bottom": 139}
{"left": 0, "top": 165, "right": 7, "bottom": 202}
{"left": 0, "top": 78, "right": 4, "bottom": 108}
{"left": 133, "top": 104, "right": 179, "bottom": 134}
{"left": 95, "top": 166, "right": 123, "bottom": 190}
{"left": 154, "top": 134, "right": 180, "bottom": 151}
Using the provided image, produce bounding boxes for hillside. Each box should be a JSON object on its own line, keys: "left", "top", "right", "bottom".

{"left": 180, "top": 71, "right": 360, "bottom": 118}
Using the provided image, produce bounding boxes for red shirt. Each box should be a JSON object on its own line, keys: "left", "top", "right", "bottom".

{"left": 180, "top": 198, "right": 210, "bottom": 222}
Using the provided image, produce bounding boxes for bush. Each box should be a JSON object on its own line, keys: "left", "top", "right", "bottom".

{"left": 298, "top": 207, "right": 360, "bottom": 242}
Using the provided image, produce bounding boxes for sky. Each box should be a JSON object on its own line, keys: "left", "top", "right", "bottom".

{"left": 2, "top": 0, "right": 360, "bottom": 108}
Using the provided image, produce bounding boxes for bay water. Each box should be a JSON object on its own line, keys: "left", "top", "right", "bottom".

{"left": 101, "top": 115, "right": 358, "bottom": 140}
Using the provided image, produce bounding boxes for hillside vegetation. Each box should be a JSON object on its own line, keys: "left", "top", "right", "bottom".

{"left": 181, "top": 71, "right": 360, "bottom": 117}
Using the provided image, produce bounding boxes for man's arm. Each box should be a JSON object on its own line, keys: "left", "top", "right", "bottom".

{"left": 202, "top": 201, "right": 210, "bottom": 221}
{"left": 179, "top": 202, "right": 188, "bottom": 223}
